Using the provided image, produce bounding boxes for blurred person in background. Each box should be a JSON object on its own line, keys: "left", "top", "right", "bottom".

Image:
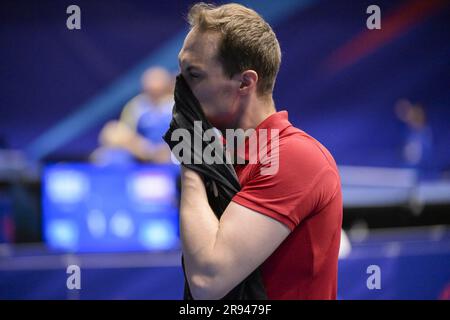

{"left": 91, "top": 67, "right": 174, "bottom": 165}
{"left": 395, "top": 99, "right": 434, "bottom": 179}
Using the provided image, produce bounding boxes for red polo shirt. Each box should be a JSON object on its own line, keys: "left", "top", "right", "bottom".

{"left": 231, "top": 111, "right": 342, "bottom": 300}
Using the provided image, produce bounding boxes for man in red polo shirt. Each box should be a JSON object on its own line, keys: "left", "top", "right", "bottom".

{"left": 177, "top": 3, "right": 342, "bottom": 299}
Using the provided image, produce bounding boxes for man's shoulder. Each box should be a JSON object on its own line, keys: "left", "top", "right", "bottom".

{"left": 278, "top": 128, "right": 341, "bottom": 209}
{"left": 278, "top": 127, "right": 338, "bottom": 172}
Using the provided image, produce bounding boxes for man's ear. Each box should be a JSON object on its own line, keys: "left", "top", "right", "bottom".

{"left": 235, "top": 70, "right": 258, "bottom": 95}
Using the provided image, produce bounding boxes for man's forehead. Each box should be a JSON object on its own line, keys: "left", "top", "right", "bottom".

{"left": 178, "top": 30, "right": 220, "bottom": 65}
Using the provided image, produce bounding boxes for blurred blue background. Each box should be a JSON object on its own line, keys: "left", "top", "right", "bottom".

{"left": 42, "top": 163, "right": 180, "bottom": 252}
{"left": 0, "top": 0, "right": 449, "bottom": 300}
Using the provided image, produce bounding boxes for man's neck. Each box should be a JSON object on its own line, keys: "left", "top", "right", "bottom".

{"left": 239, "top": 95, "right": 276, "bottom": 131}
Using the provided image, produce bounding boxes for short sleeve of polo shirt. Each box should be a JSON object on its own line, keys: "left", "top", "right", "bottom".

{"left": 231, "top": 136, "right": 340, "bottom": 231}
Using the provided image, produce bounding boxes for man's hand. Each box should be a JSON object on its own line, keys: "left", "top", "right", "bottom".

{"left": 179, "top": 166, "right": 291, "bottom": 300}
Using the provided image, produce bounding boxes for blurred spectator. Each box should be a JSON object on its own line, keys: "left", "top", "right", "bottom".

{"left": 91, "top": 67, "right": 174, "bottom": 165}
{"left": 395, "top": 99, "right": 433, "bottom": 177}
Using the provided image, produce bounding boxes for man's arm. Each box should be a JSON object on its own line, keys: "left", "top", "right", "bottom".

{"left": 180, "top": 166, "right": 291, "bottom": 300}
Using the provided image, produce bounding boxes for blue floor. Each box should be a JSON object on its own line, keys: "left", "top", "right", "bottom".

{"left": 1, "top": 226, "right": 449, "bottom": 299}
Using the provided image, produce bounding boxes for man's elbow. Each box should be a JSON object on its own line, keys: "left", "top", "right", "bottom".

{"left": 188, "top": 273, "right": 229, "bottom": 300}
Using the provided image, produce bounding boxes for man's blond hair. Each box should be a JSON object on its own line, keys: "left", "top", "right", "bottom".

{"left": 187, "top": 2, "right": 281, "bottom": 96}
